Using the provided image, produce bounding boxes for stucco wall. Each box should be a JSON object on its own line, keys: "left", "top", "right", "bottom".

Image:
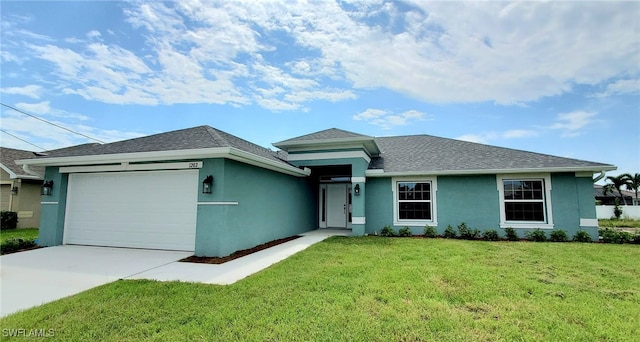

{"left": 365, "top": 173, "right": 599, "bottom": 239}
{"left": 38, "top": 167, "right": 68, "bottom": 246}
{"left": 0, "top": 170, "right": 42, "bottom": 228}
{"left": 195, "top": 159, "right": 315, "bottom": 257}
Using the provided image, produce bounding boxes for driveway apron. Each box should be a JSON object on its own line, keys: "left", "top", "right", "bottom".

{"left": 0, "top": 245, "right": 191, "bottom": 317}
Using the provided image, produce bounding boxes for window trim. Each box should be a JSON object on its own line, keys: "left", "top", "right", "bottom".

{"left": 497, "top": 174, "right": 554, "bottom": 229}
{"left": 392, "top": 177, "right": 438, "bottom": 227}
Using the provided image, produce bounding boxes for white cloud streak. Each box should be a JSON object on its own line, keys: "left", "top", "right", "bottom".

{"left": 2, "top": 1, "right": 638, "bottom": 109}
{"left": 354, "top": 108, "right": 430, "bottom": 129}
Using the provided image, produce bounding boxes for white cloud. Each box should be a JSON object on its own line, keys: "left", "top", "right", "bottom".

{"left": 0, "top": 108, "right": 144, "bottom": 151}
{"left": 592, "top": 79, "right": 640, "bottom": 98}
{"left": 86, "top": 30, "right": 101, "bottom": 39}
{"left": 550, "top": 111, "right": 598, "bottom": 137}
{"left": 353, "top": 108, "right": 387, "bottom": 120}
{"left": 456, "top": 133, "right": 498, "bottom": 144}
{"left": 1, "top": 85, "right": 42, "bottom": 99}
{"left": 354, "top": 108, "right": 429, "bottom": 129}
{"left": 15, "top": 101, "right": 50, "bottom": 114}
{"left": 503, "top": 129, "right": 539, "bottom": 139}
{"left": 4, "top": 1, "right": 639, "bottom": 109}
{"left": 457, "top": 129, "right": 539, "bottom": 143}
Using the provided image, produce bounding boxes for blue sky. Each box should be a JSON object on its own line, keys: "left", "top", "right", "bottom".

{"left": 1, "top": 1, "right": 638, "bottom": 179}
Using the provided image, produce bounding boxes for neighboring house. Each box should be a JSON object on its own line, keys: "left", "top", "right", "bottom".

{"left": 17, "top": 126, "right": 615, "bottom": 256}
{"left": 594, "top": 184, "right": 634, "bottom": 206}
{"left": 0, "top": 147, "right": 44, "bottom": 228}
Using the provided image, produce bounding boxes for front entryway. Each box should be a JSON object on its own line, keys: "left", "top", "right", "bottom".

{"left": 319, "top": 183, "right": 352, "bottom": 228}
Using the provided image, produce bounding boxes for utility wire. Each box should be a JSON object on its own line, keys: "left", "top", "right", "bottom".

{"left": 0, "top": 129, "right": 47, "bottom": 151}
{"left": 0, "top": 102, "right": 106, "bottom": 144}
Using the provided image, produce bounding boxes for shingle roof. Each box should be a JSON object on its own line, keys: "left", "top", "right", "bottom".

{"left": 0, "top": 147, "right": 44, "bottom": 178}
{"left": 594, "top": 184, "right": 634, "bottom": 198}
{"left": 369, "top": 134, "right": 614, "bottom": 173}
{"left": 275, "top": 128, "right": 372, "bottom": 145}
{"left": 28, "top": 126, "right": 287, "bottom": 164}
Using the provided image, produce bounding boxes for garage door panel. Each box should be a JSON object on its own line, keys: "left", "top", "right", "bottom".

{"left": 65, "top": 170, "right": 197, "bottom": 251}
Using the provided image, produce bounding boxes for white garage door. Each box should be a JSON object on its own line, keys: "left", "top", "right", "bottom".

{"left": 64, "top": 170, "right": 198, "bottom": 251}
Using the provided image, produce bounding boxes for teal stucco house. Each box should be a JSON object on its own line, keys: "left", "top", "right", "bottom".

{"left": 17, "top": 126, "right": 615, "bottom": 256}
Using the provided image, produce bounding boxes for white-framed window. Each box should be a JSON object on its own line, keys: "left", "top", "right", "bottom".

{"left": 497, "top": 174, "right": 554, "bottom": 229}
{"left": 392, "top": 177, "right": 437, "bottom": 226}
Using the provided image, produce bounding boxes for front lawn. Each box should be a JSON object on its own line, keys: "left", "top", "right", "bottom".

{"left": 0, "top": 228, "right": 39, "bottom": 244}
{"left": 599, "top": 218, "right": 640, "bottom": 228}
{"left": 1, "top": 237, "right": 638, "bottom": 341}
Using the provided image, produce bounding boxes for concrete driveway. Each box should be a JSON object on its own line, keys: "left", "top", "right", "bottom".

{"left": 0, "top": 245, "right": 191, "bottom": 317}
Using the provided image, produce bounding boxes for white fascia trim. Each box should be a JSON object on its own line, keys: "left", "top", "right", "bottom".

{"left": 0, "top": 163, "right": 42, "bottom": 180}
{"left": 274, "top": 137, "right": 374, "bottom": 149}
{"left": 287, "top": 150, "right": 371, "bottom": 163}
{"left": 59, "top": 161, "right": 203, "bottom": 173}
{"left": 17, "top": 148, "right": 231, "bottom": 166}
{"left": 352, "top": 177, "right": 366, "bottom": 183}
{"left": 0, "top": 163, "right": 17, "bottom": 178}
{"left": 41, "top": 202, "right": 59, "bottom": 205}
{"left": 17, "top": 147, "right": 310, "bottom": 177}
{"left": 365, "top": 166, "right": 617, "bottom": 177}
{"left": 227, "top": 148, "right": 310, "bottom": 177}
{"left": 392, "top": 176, "right": 438, "bottom": 227}
{"left": 496, "top": 173, "right": 554, "bottom": 230}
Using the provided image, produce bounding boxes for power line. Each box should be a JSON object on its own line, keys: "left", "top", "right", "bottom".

{"left": 0, "top": 129, "right": 47, "bottom": 151}
{"left": 0, "top": 102, "right": 106, "bottom": 144}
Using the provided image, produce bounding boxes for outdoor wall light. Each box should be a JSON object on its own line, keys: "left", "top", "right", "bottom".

{"left": 354, "top": 184, "right": 361, "bottom": 196}
{"left": 41, "top": 180, "right": 54, "bottom": 196}
{"left": 202, "top": 175, "right": 213, "bottom": 194}
{"left": 11, "top": 186, "right": 18, "bottom": 195}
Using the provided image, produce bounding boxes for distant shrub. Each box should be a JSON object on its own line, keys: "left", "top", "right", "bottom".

{"left": 572, "top": 230, "right": 593, "bottom": 243}
{"left": 0, "top": 211, "right": 18, "bottom": 230}
{"left": 457, "top": 222, "right": 480, "bottom": 240}
{"left": 443, "top": 225, "right": 457, "bottom": 239}
{"left": 600, "top": 228, "right": 628, "bottom": 244}
{"left": 504, "top": 227, "right": 519, "bottom": 241}
{"left": 618, "top": 231, "right": 634, "bottom": 244}
{"left": 549, "top": 230, "right": 569, "bottom": 242}
{"left": 526, "top": 229, "right": 547, "bottom": 242}
{"left": 380, "top": 225, "right": 396, "bottom": 237}
{"left": 482, "top": 229, "right": 500, "bottom": 241}
{"left": 613, "top": 198, "right": 623, "bottom": 219}
{"left": 423, "top": 225, "right": 437, "bottom": 238}
{"left": 398, "top": 226, "right": 412, "bottom": 237}
{"left": 632, "top": 233, "right": 640, "bottom": 245}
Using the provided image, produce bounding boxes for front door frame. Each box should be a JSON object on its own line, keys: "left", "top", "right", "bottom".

{"left": 318, "top": 183, "right": 352, "bottom": 229}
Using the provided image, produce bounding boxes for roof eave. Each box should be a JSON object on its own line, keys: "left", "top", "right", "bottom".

{"left": 273, "top": 137, "right": 381, "bottom": 156}
{"left": 16, "top": 147, "right": 310, "bottom": 177}
{"left": 365, "top": 165, "right": 617, "bottom": 177}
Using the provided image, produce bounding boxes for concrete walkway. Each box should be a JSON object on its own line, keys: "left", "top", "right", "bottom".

{"left": 0, "top": 229, "right": 346, "bottom": 317}
{"left": 129, "top": 229, "right": 348, "bottom": 284}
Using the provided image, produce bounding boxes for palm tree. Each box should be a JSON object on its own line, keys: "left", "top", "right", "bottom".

{"left": 623, "top": 173, "right": 640, "bottom": 206}
{"left": 604, "top": 174, "right": 632, "bottom": 205}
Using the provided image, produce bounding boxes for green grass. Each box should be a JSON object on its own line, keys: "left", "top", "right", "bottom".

{"left": 1, "top": 237, "right": 639, "bottom": 341}
{"left": 0, "top": 228, "right": 38, "bottom": 244}
{"left": 599, "top": 218, "right": 640, "bottom": 228}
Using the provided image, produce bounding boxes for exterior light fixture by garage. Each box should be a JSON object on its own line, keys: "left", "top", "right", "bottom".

{"left": 41, "top": 180, "right": 54, "bottom": 196}
{"left": 11, "top": 186, "right": 18, "bottom": 195}
{"left": 354, "top": 184, "right": 361, "bottom": 196}
{"left": 202, "top": 175, "right": 213, "bottom": 194}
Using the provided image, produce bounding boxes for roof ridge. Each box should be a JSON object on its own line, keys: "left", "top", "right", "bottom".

{"left": 203, "top": 126, "right": 228, "bottom": 147}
